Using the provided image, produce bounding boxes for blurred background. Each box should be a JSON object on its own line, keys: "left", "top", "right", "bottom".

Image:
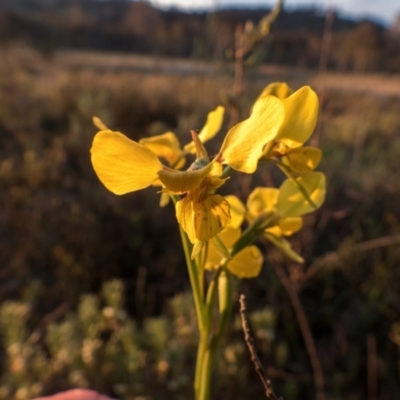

{"left": 0, "top": 0, "right": 400, "bottom": 399}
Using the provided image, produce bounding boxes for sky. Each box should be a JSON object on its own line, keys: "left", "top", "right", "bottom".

{"left": 149, "top": 0, "right": 399, "bottom": 26}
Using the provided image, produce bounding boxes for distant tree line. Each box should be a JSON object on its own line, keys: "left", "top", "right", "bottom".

{"left": 1, "top": 0, "right": 400, "bottom": 72}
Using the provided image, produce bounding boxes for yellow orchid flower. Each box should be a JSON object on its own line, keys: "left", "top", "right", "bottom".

{"left": 246, "top": 187, "right": 304, "bottom": 238}
{"left": 260, "top": 83, "right": 322, "bottom": 175}
{"left": 225, "top": 172, "right": 326, "bottom": 262}
{"left": 91, "top": 129, "right": 230, "bottom": 244}
{"left": 204, "top": 228, "right": 263, "bottom": 278}
{"left": 91, "top": 92, "right": 290, "bottom": 244}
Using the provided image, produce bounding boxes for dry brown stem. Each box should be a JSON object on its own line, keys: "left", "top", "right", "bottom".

{"left": 239, "top": 294, "right": 283, "bottom": 400}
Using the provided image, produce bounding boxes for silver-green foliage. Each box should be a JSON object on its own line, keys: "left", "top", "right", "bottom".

{"left": 0, "top": 281, "right": 276, "bottom": 400}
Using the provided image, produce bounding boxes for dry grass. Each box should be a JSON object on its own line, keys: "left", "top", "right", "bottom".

{"left": 52, "top": 49, "right": 400, "bottom": 97}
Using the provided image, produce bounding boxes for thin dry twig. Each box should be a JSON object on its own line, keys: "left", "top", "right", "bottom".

{"left": 273, "top": 264, "right": 326, "bottom": 400}
{"left": 239, "top": 294, "right": 283, "bottom": 400}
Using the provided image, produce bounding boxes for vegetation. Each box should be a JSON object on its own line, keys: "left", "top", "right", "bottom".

{"left": 0, "top": 44, "right": 399, "bottom": 399}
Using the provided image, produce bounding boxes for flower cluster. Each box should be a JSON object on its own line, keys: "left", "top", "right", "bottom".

{"left": 90, "top": 82, "right": 326, "bottom": 278}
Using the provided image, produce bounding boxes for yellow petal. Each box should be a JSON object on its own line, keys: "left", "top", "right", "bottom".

{"left": 191, "top": 240, "right": 205, "bottom": 259}
{"left": 159, "top": 192, "right": 170, "bottom": 207}
{"left": 207, "top": 176, "right": 228, "bottom": 191}
{"left": 264, "top": 233, "right": 304, "bottom": 262}
{"left": 266, "top": 217, "right": 303, "bottom": 237}
{"left": 210, "top": 161, "right": 223, "bottom": 177}
{"left": 278, "top": 217, "right": 303, "bottom": 236}
{"left": 282, "top": 147, "right": 322, "bottom": 174}
{"left": 195, "top": 194, "right": 230, "bottom": 241}
{"left": 276, "top": 86, "right": 319, "bottom": 148}
{"left": 220, "top": 95, "right": 284, "bottom": 173}
{"left": 176, "top": 195, "right": 196, "bottom": 243}
{"left": 176, "top": 194, "right": 230, "bottom": 243}
{"left": 210, "top": 234, "right": 232, "bottom": 260}
{"left": 275, "top": 172, "right": 326, "bottom": 217}
{"left": 92, "top": 116, "right": 109, "bottom": 130}
{"left": 225, "top": 195, "right": 246, "bottom": 229}
{"left": 90, "top": 130, "right": 163, "bottom": 195}
{"left": 189, "top": 130, "right": 208, "bottom": 158}
{"left": 184, "top": 106, "right": 225, "bottom": 154}
{"left": 204, "top": 227, "right": 263, "bottom": 278}
{"left": 265, "top": 225, "right": 281, "bottom": 237}
{"left": 158, "top": 163, "right": 212, "bottom": 193}
{"left": 247, "top": 187, "right": 279, "bottom": 218}
{"left": 258, "top": 82, "right": 293, "bottom": 100}
{"left": 206, "top": 162, "right": 227, "bottom": 190}
{"left": 227, "top": 245, "right": 263, "bottom": 278}
{"left": 204, "top": 228, "right": 241, "bottom": 270}
{"left": 139, "top": 132, "right": 185, "bottom": 168}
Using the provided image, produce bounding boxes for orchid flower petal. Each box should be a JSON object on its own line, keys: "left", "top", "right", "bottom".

{"left": 257, "top": 82, "right": 293, "bottom": 100}
{"left": 184, "top": 106, "right": 225, "bottom": 154}
{"left": 158, "top": 163, "right": 213, "bottom": 193}
{"left": 225, "top": 195, "right": 246, "bottom": 229}
{"left": 220, "top": 95, "right": 284, "bottom": 173}
{"left": 247, "top": 187, "right": 279, "bottom": 218}
{"left": 90, "top": 130, "right": 162, "bottom": 195}
{"left": 204, "top": 228, "right": 241, "bottom": 270}
{"left": 176, "top": 194, "right": 230, "bottom": 243}
{"left": 275, "top": 172, "right": 326, "bottom": 217}
{"left": 275, "top": 86, "right": 319, "bottom": 148}
{"left": 139, "top": 132, "right": 185, "bottom": 168}
{"left": 282, "top": 147, "right": 322, "bottom": 174}
{"left": 227, "top": 245, "right": 263, "bottom": 278}
{"left": 266, "top": 217, "right": 303, "bottom": 237}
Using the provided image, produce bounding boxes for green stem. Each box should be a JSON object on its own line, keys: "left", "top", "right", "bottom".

{"left": 205, "top": 268, "right": 222, "bottom": 325}
{"left": 196, "top": 241, "right": 208, "bottom": 299}
{"left": 230, "top": 219, "right": 263, "bottom": 256}
{"left": 229, "top": 213, "right": 279, "bottom": 259}
{"left": 195, "top": 268, "right": 221, "bottom": 399}
{"left": 214, "top": 269, "right": 232, "bottom": 342}
{"left": 197, "top": 269, "right": 233, "bottom": 400}
{"left": 172, "top": 196, "right": 206, "bottom": 334}
{"left": 194, "top": 214, "right": 271, "bottom": 399}
{"left": 171, "top": 195, "right": 208, "bottom": 400}
{"left": 195, "top": 333, "right": 209, "bottom": 399}
{"left": 177, "top": 223, "right": 206, "bottom": 333}
{"left": 171, "top": 193, "right": 237, "bottom": 400}
{"left": 220, "top": 165, "right": 232, "bottom": 179}
{"left": 198, "top": 342, "right": 214, "bottom": 400}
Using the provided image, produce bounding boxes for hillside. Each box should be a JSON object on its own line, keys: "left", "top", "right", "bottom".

{"left": 0, "top": 0, "right": 399, "bottom": 72}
